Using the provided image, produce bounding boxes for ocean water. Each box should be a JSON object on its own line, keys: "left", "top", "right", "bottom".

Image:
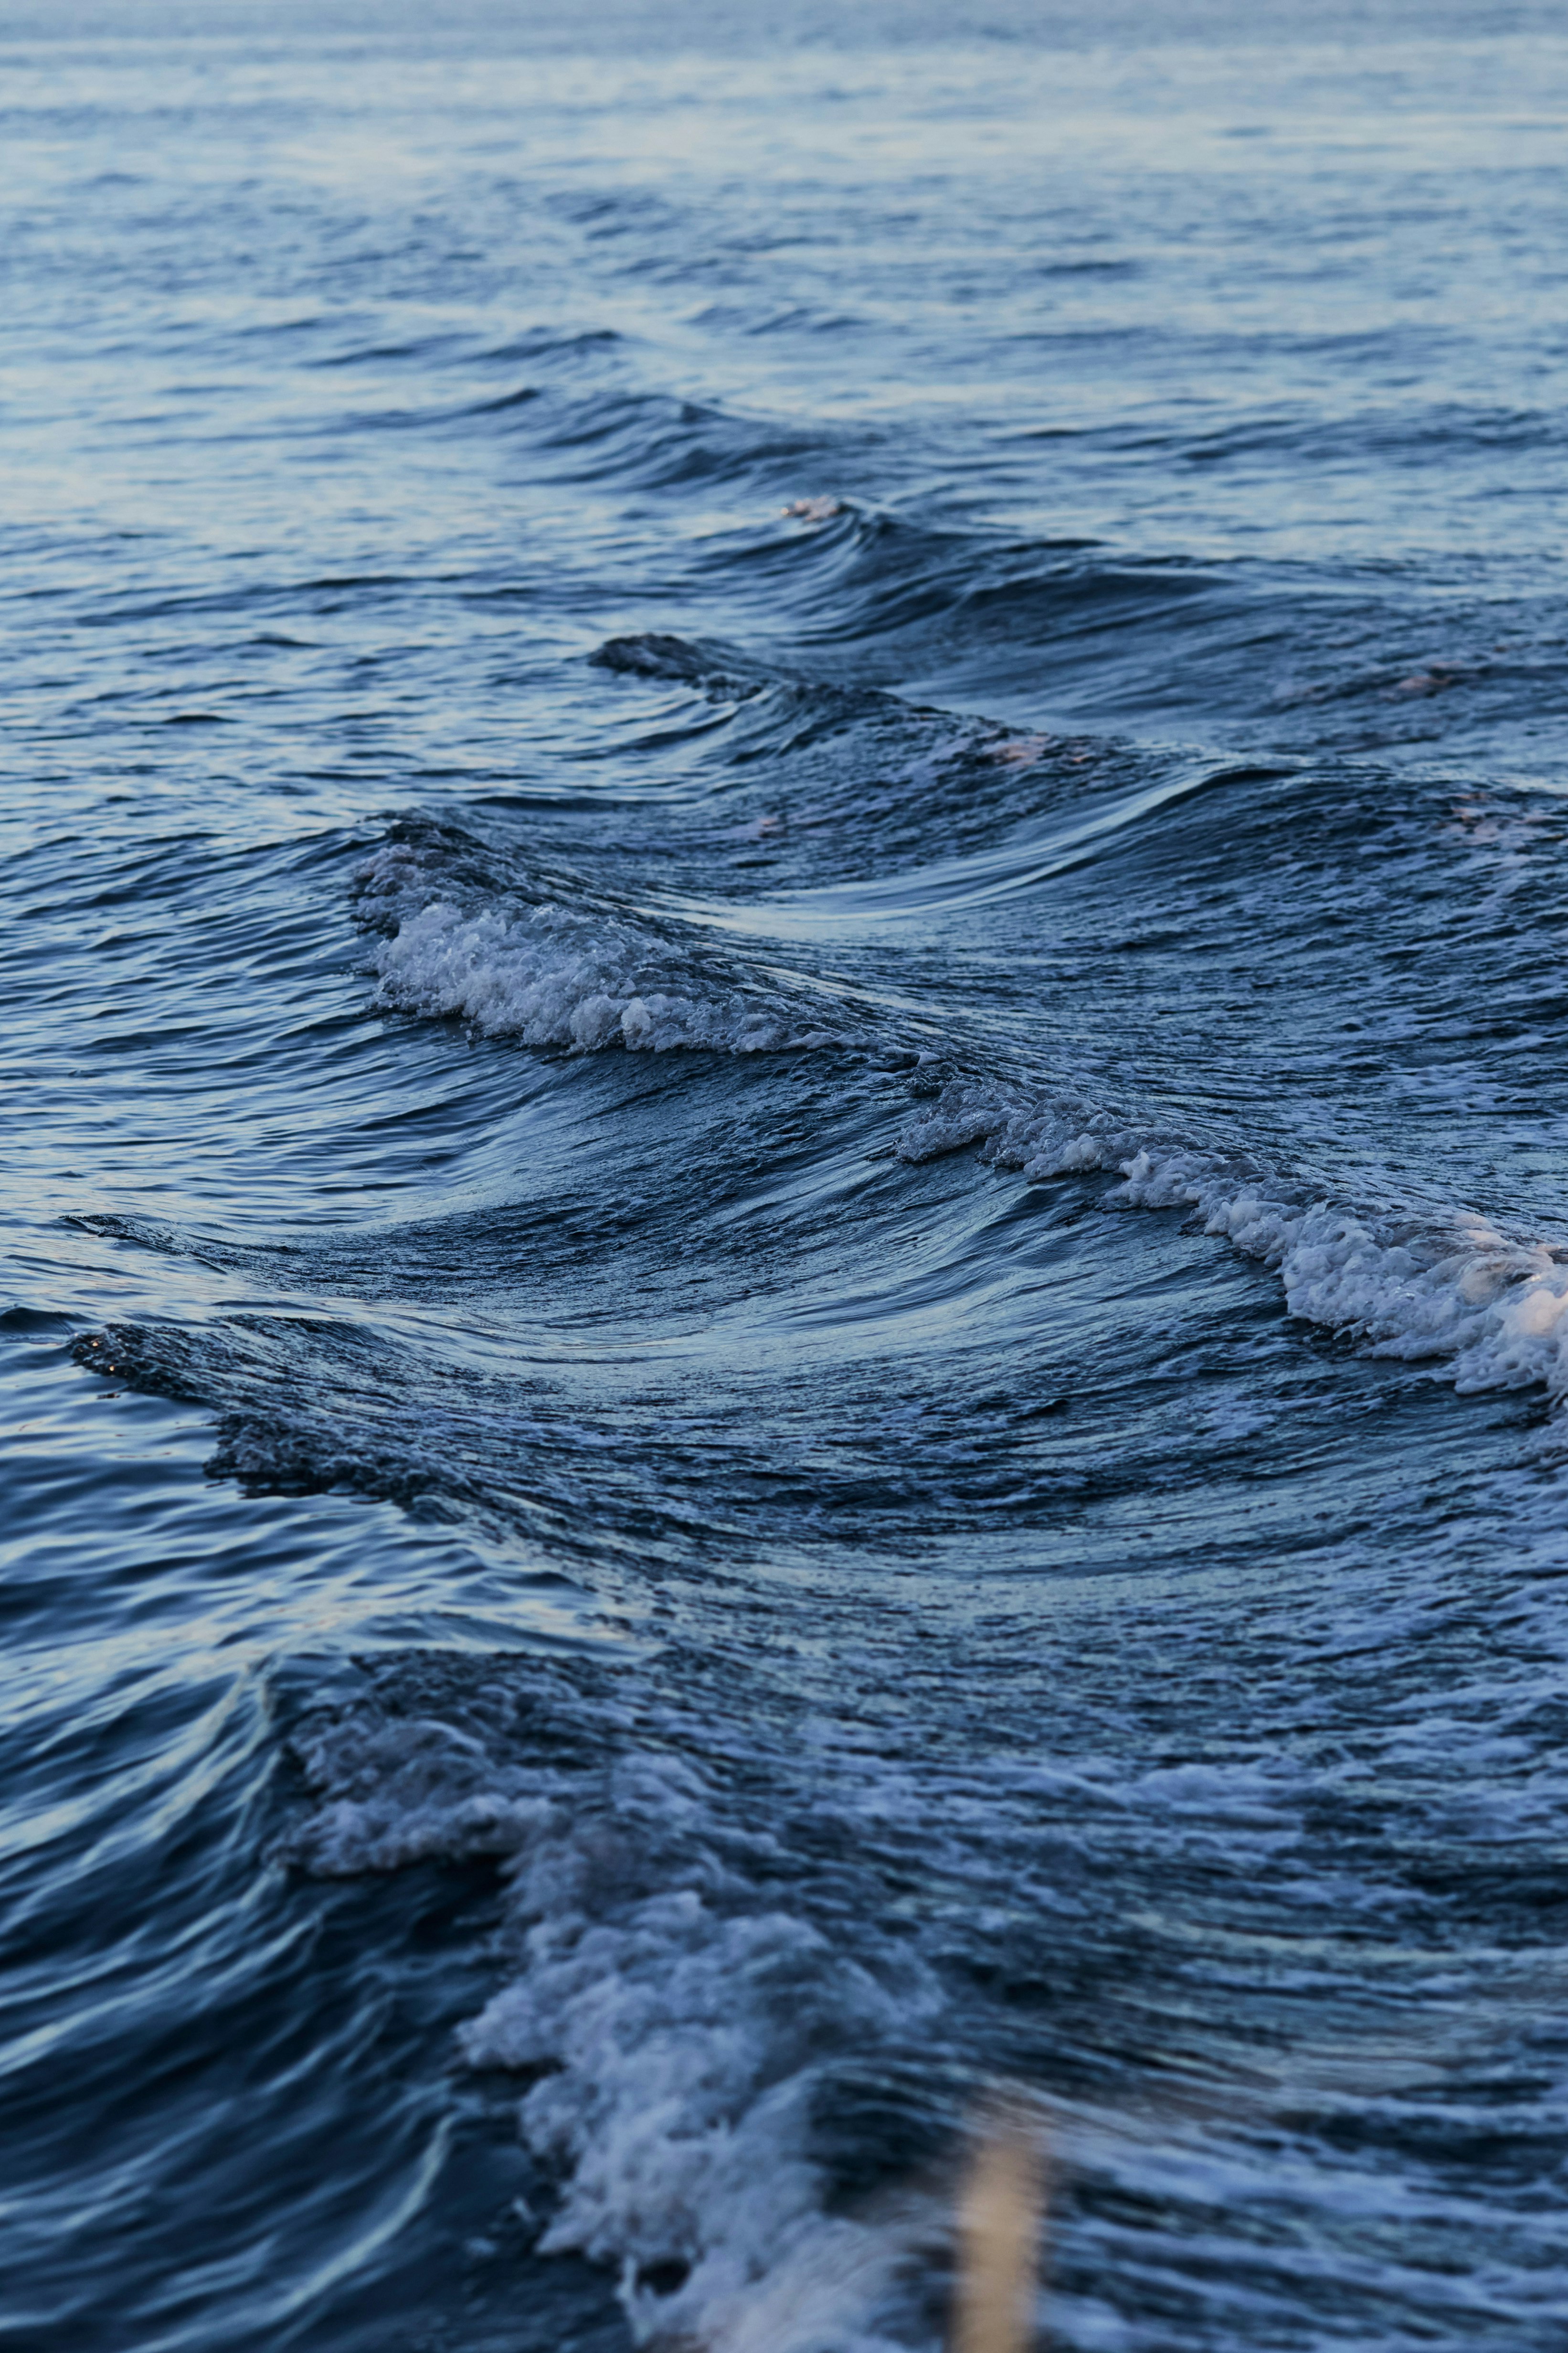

{"left": 7, "top": 4, "right": 1568, "bottom": 2346}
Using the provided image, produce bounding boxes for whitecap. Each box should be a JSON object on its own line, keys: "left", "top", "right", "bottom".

{"left": 898, "top": 1080, "right": 1568, "bottom": 1404}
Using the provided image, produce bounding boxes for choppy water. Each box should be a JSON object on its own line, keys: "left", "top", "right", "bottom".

{"left": 9, "top": 5, "right": 1568, "bottom": 2347}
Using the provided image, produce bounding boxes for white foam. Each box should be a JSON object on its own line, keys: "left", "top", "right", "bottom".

{"left": 293, "top": 1710, "right": 946, "bottom": 2352}
{"left": 365, "top": 879, "right": 836, "bottom": 1056}
{"left": 288, "top": 1713, "right": 556, "bottom": 1872}
{"left": 898, "top": 1081, "right": 1568, "bottom": 1403}
{"left": 466, "top": 1882, "right": 929, "bottom": 2348}
{"left": 289, "top": 1657, "right": 1568, "bottom": 2350}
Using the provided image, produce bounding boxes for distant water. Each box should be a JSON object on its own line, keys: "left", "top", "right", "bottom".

{"left": 8, "top": 5, "right": 1568, "bottom": 2347}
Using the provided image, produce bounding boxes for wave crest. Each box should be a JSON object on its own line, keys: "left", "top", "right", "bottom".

{"left": 899, "top": 1081, "right": 1568, "bottom": 1401}
{"left": 290, "top": 1690, "right": 946, "bottom": 2353}
{"left": 357, "top": 838, "right": 845, "bottom": 1055}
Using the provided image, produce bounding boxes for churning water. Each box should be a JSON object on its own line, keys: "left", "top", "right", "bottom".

{"left": 8, "top": 4, "right": 1568, "bottom": 2346}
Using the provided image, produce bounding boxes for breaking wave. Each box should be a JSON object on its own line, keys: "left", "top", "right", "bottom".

{"left": 357, "top": 834, "right": 855, "bottom": 1055}
{"left": 357, "top": 809, "right": 1568, "bottom": 1416}
{"left": 900, "top": 1080, "right": 1568, "bottom": 1404}
{"left": 290, "top": 1683, "right": 951, "bottom": 2353}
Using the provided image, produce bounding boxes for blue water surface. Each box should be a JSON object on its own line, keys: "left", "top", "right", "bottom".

{"left": 6, "top": 6, "right": 1568, "bottom": 2347}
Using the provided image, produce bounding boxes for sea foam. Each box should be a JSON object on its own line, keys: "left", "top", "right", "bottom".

{"left": 899, "top": 1080, "right": 1568, "bottom": 1403}
{"left": 292, "top": 1702, "right": 946, "bottom": 2352}
{"left": 357, "top": 842, "right": 841, "bottom": 1055}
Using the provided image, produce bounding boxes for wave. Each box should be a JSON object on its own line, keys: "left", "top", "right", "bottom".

{"left": 345, "top": 745, "right": 1568, "bottom": 1419}
{"left": 281, "top": 1588, "right": 1568, "bottom": 2353}
{"left": 290, "top": 1674, "right": 951, "bottom": 2353}
{"left": 356, "top": 830, "right": 858, "bottom": 1055}
{"left": 352, "top": 764, "right": 1568, "bottom": 1418}
{"left": 900, "top": 1080, "right": 1568, "bottom": 1403}
{"left": 589, "top": 629, "right": 771, "bottom": 700}
{"left": 533, "top": 384, "right": 841, "bottom": 492}
{"left": 371, "top": 894, "right": 843, "bottom": 1054}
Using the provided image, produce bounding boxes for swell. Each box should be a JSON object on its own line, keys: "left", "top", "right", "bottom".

{"left": 63, "top": 641, "right": 1568, "bottom": 1515}
{"left": 424, "top": 367, "right": 1568, "bottom": 755}
{"left": 318, "top": 652, "right": 1568, "bottom": 1426}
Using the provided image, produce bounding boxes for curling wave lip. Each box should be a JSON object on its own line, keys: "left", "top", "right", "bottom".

{"left": 667, "top": 759, "right": 1298, "bottom": 936}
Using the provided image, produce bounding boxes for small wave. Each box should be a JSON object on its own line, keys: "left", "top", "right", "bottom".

{"left": 352, "top": 805, "right": 1568, "bottom": 1409}
{"left": 291, "top": 1685, "right": 948, "bottom": 2353}
{"left": 481, "top": 327, "right": 624, "bottom": 363}
{"left": 465, "top": 383, "right": 542, "bottom": 416}
{"left": 900, "top": 1081, "right": 1568, "bottom": 1403}
{"left": 374, "top": 896, "right": 839, "bottom": 1054}
{"left": 356, "top": 833, "right": 853, "bottom": 1056}
{"left": 589, "top": 630, "right": 768, "bottom": 699}
{"left": 536, "top": 385, "right": 836, "bottom": 493}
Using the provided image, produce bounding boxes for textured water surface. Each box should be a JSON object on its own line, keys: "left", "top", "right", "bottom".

{"left": 7, "top": 5, "right": 1568, "bottom": 2348}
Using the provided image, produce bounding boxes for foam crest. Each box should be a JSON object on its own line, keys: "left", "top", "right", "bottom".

{"left": 899, "top": 1082, "right": 1568, "bottom": 1402}
{"left": 467, "top": 1885, "right": 924, "bottom": 2349}
{"left": 293, "top": 1704, "right": 945, "bottom": 2352}
{"left": 289, "top": 1713, "right": 557, "bottom": 1872}
{"left": 359, "top": 845, "right": 839, "bottom": 1055}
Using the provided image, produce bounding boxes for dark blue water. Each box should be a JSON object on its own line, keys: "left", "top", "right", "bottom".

{"left": 8, "top": 6, "right": 1568, "bottom": 2346}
